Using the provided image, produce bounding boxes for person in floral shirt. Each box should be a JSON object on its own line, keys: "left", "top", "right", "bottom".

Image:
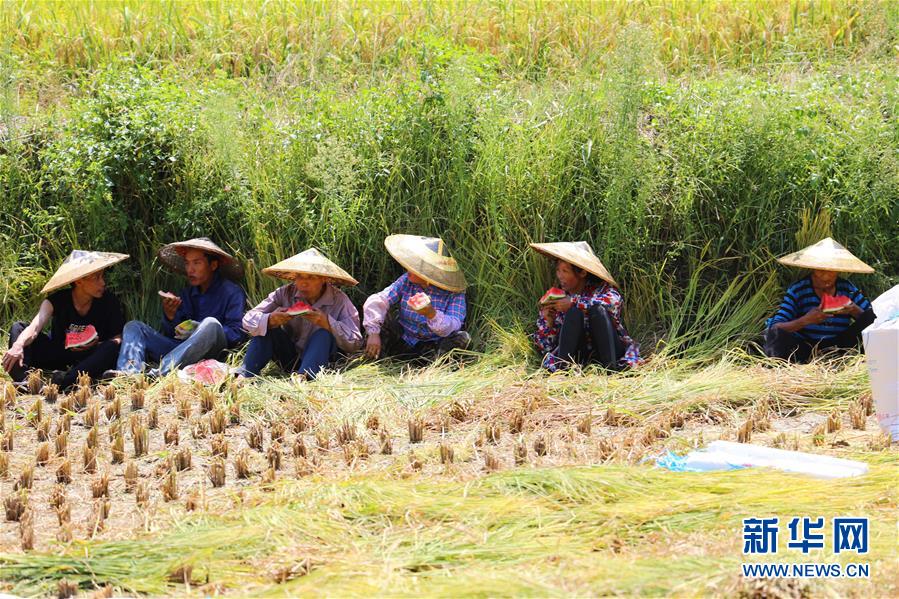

{"left": 531, "top": 241, "right": 640, "bottom": 372}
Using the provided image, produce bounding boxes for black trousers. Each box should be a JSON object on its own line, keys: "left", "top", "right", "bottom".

{"left": 8, "top": 321, "right": 120, "bottom": 389}
{"left": 556, "top": 305, "right": 625, "bottom": 370}
{"left": 763, "top": 308, "right": 876, "bottom": 363}
{"left": 380, "top": 313, "right": 471, "bottom": 362}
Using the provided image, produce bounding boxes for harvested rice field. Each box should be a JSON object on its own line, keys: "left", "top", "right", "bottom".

{"left": 0, "top": 354, "right": 895, "bottom": 597}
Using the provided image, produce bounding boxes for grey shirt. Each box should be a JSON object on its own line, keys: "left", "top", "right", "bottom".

{"left": 242, "top": 283, "right": 362, "bottom": 353}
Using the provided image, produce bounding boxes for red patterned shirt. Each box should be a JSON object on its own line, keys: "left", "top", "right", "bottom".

{"left": 534, "top": 282, "right": 641, "bottom": 371}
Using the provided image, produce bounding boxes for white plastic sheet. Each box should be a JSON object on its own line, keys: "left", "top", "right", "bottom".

{"left": 862, "top": 284, "right": 899, "bottom": 441}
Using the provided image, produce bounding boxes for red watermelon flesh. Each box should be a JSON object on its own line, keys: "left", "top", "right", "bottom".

{"left": 821, "top": 294, "right": 851, "bottom": 313}
{"left": 285, "top": 300, "right": 314, "bottom": 316}
{"left": 65, "top": 325, "right": 98, "bottom": 350}
{"left": 408, "top": 292, "right": 431, "bottom": 311}
{"left": 540, "top": 287, "right": 567, "bottom": 305}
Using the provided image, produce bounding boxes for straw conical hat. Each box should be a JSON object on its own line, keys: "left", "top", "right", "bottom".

{"left": 529, "top": 241, "right": 618, "bottom": 287}
{"left": 41, "top": 250, "right": 130, "bottom": 294}
{"left": 262, "top": 248, "right": 358, "bottom": 286}
{"left": 384, "top": 234, "right": 467, "bottom": 292}
{"left": 777, "top": 237, "right": 874, "bottom": 274}
{"left": 158, "top": 237, "right": 243, "bottom": 279}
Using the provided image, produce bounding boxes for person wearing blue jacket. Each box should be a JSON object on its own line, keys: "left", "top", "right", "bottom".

{"left": 114, "top": 238, "right": 247, "bottom": 376}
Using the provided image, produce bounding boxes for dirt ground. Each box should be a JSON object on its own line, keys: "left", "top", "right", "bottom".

{"left": 0, "top": 376, "right": 891, "bottom": 554}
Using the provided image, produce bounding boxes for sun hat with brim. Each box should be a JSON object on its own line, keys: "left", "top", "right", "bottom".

{"left": 529, "top": 241, "right": 619, "bottom": 288}
{"left": 158, "top": 237, "right": 244, "bottom": 279}
{"left": 262, "top": 248, "right": 358, "bottom": 286}
{"left": 384, "top": 234, "right": 467, "bottom": 292}
{"left": 776, "top": 237, "right": 874, "bottom": 274}
{"left": 40, "top": 250, "right": 130, "bottom": 294}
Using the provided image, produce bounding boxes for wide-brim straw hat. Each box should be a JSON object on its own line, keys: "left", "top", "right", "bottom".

{"left": 262, "top": 248, "right": 358, "bottom": 286}
{"left": 529, "top": 241, "right": 619, "bottom": 287}
{"left": 158, "top": 237, "right": 244, "bottom": 279}
{"left": 41, "top": 250, "right": 130, "bottom": 294}
{"left": 384, "top": 234, "right": 467, "bottom": 292}
{"left": 776, "top": 237, "right": 874, "bottom": 274}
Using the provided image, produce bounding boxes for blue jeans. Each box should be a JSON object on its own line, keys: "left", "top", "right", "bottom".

{"left": 116, "top": 317, "right": 227, "bottom": 375}
{"left": 239, "top": 327, "right": 336, "bottom": 380}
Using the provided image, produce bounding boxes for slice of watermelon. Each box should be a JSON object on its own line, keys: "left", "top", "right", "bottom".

{"left": 408, "top": 292, "right": 431, "bottom": 311}
{"left": 174, "top": 319, "right": 200, "bottom": 340}
{"left": 821, "top": 294, "right": 851, "bottom": 314}
{"left": 540, "top": 287, "right": 567, "bottom": 305}
{"left": 65, "top": 324, "right": 98, "bottom": 350}
{"left": 285, "top": 300, "right": 314, "bottom": 316}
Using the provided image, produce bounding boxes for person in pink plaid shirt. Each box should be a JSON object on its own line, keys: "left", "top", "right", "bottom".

{"left": 531, "top": 242, "right": 641, "bottom": 373}
{"left": 363, "top": 234, "right": 470, "bottom": 361}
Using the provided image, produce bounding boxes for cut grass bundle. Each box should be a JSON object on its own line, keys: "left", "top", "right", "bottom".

{"left": 4, "top": 490, "right": 27, "bottom": 522}
{"left": 19, "top": 507, "right": 34, "bottom": 551}
{"left": 35, "top": 442, "right": 50, "bottom": 466}
{"left": 26, "top": 370, "right": 43, "bottom": 396}
{"left": 209, "top": 408, "right": 226, "bottom": 435}
{"left": 124, "top": 461, "right": 138, "bottom": 493}
{"left": 208, "top": 457, "right": 226, "bottom": 488}
{"left": 533, "top": 435, "right": 547, "bottom": 457}
{"left": 42, "top": 383, "right": 58, "bottom": 404}
{"left": 130, "top": 389, "right": 145, "bottom": 411}
{"left": 337, "top": 421, "right": 357, "bottom": 445}
{"left": 104, "top": 396, "right": 121, "bottom": 422}
{"left": 175, "top": 447, "right": 192, "bottom": 472}
{"left": 199, "top": 388, "right": 216, "bottom": 414}
{"left": 235, "top": 448, "right": 252, "bottom": 479}
{"left": 211, "top": 434, "right": 228, "bottom": 458}
{"left": 164, "top": 422, "right": 179, "bottom": 446}
{"left": 190, "top": 417, "right": 208, "bottom": 440}
{"left": 91, "top": 471, "right": 109, "bottom": 498}
{"left": 161, "top": 469, "right": 178, "bottom": 502}
{"left": 83, "top": 401, "right": 100, "bottom": 428}
{"left": 247, "top": 424, "right": 264, "bottom": 451}
{"left": 29, "top": 398, "right": 43, "bottom": 427}
{"left": 49, "top": 485, "right": 66, "bottom": 509}
{"left": 15, "top": 462, "right": 34, "bottom": 491}
{"left": 36, "top": 418, "right": 51, "bottom": 442}
{"left": 82, "top": 445, "right": 97, "bottom": 474}
{"left": 407, "top": 418, "right": 423, "bottom": 444}
{"left": 73, "top": 387, "right": 89, "bottom": 412}
{"left": 111, "top": 433, "right": 125, "bottom": 464}
{"left": 148, "top": 403, "right": 159, "bottom": 429}
{"left": 132, "top": 421, "right": 149, "bottom": 458}
{"left": 439, "top": 442, "right": 454, "bottom": 464}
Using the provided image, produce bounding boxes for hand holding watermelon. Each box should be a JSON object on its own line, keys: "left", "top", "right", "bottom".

{"left": 821, "top": 294, "right": 856, "bottom": 315}
{"left": 158, "top": 290, "right": 182, "bottom": 321}
{"left": 408, "top": 292, "right": 436, "bottom": 318}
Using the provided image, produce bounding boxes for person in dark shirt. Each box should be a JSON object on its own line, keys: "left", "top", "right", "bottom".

{"left": 765, "top": 238, "right": 876, "bottom": 363}
{"left": 115, "top": 237, "right": 247, "bottom": 376}
{"left": 2, "top": 250, "right": 129, "bottom": 389}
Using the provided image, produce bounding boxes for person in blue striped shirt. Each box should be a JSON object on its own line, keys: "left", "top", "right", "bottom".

{"left": 764, "top": 238, "right": 876, "bottom": 363}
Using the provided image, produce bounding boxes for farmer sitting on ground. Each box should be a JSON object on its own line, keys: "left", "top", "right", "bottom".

{"left": 2, "top": 250, "right": 129, "bottom": 390}
{"left": 237, "top": 248, "right": 362, "bottom": 381}
{"left": 363, "top": 234, "right": 470, "bottom": 361}
{"left": 114, "top": 237, "right": 247, "bottom": 376}
{"left": 531, "top": 241, "right": 640, "bottom": 372}
{"left": 764, "top": 237, "right": 875, "bottom": 363}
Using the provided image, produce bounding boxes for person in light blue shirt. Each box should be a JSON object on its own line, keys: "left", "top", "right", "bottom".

{"left": 115, "top": 238, "right": 247, "bottom": 376}
{"left": 764, "top": 238, "right": 875, "bottom": 363}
